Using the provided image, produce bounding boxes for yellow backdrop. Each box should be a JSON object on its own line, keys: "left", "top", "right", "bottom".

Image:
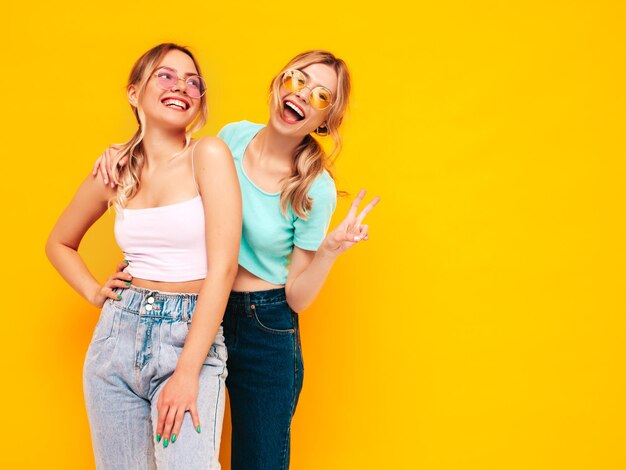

{"left": 2, "top": 0, "right": 625, "bottom": 468}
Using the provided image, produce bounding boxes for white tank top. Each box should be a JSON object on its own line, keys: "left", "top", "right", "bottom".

{"left": 114, "top": 143, "right": 207, "bottom": 282}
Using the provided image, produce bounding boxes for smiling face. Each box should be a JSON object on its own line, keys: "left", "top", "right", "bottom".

{"left": 269, "top": 62, "right": 338, "bottom": 137}
{"left": 128, "top": 49, "right": 204, "bottom": 133}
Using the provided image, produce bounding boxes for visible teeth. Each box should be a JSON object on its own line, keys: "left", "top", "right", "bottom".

{"left": 285, "top": 101, "right": 304, "bottom": 117}
{"left": 163, "top": 99, "right": 187, "bottom": 110}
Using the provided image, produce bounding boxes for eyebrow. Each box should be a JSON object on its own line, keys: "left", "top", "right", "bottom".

{"left": 297, "top": 69, "right": 332, "bottom": 90}
{"left": 159, "top": 66, "right": 200, "bottom": 76}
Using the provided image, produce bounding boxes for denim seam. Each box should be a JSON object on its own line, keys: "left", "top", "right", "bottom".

{"left": 251, "top": 309, "right": 295, "bottom": 336}
{"left": 251, "top": 299, "right": 288, "bottom": 306}
{"left": 212, "top": 376, "right": 221, "bottom": 456}
{"left": 91, "top": 307, "right": 117, "bottom": 344}
{"left": 280, "top": 331, "right": 299, "bottom": 470}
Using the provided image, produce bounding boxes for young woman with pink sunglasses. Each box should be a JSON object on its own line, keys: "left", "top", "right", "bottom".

{"left": 48, "top": 43, "right": 241, "bottom": 468}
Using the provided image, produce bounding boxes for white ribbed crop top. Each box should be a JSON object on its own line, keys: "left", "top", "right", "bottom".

{"left": 114, "top": 144, "right": 207, "bottom": 282}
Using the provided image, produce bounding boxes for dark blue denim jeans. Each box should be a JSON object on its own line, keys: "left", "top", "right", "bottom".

{"left": 223, "top": 288, "right": 304, "bottom": 470}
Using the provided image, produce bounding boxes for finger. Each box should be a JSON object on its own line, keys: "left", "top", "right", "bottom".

{"left": 101, "top": 149, "right": 115, "bottom": 185}
{"left": 347, "top": 189, "right": 367, "bottom": 219}
{"left": 99, "top": 158, "right": 110, "bottom": 186}
{"left": 107, "top": 279, "right": 131, "bottom": 290}
{"left": 341, "top": 232, "right": 360, "bottom": 243}
{"left": 359, "top": 224, "right": 369, "bottom": 239}
{"left": 108, "top": 150, "right": 126, "bottom": 188}
{"left": 356, "top": 225, "right": 369, "bottom": 242}
{"left": 170, "top": 407, "right": 186, "bottom": 444}
{"left": 103, "top": 148, "right": 117, "bottom": 186}
{"left": 103, "top": 151, "right": 111, "bottom": 186}
{"left": 344, "top": 224, "right": 368, "bottom": 243}
{"left": 113, "top": 271, "right": 133, "bottom": 282}
{"left": 104, "top": 287, "right": 123, "bottom": 301}
{"left": 356, "top": 196, "right": 381, "bottom": 225}
{"left": 104, "top": 148, "right": 113, "bottom": 169}
{"left": 92, "top": 156, "right": 103, "bottom": 176}
{"left": 115, "top": 260, "right": 130, "bottom": 273}
{"left": 156, "top": 401, "right": 167, "bottom": 444}
{"left": 189, "top": 404, "right": 202, "bottom": 435}
{"left": 162, "top": 406, "right": 178, "bottom": 447}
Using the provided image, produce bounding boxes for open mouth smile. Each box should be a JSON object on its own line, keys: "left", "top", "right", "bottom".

{"left": 161, "top": 96, "right": 191, "bottom": 111}
{"left": 282, "top": 99, "right": 306, "bottom": 123}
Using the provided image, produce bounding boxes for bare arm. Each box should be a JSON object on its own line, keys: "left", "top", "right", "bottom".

{"left": 45, "top": 174, "right": 124, "bottom": 307}
{"left": 177, "top": 137, "right": 241, "bottom": 376}
{"left": 285, "top": 189, "right": 380, "bottom": 312}
{"left": 155, "top": 137, "right": 241, "bottom": 444}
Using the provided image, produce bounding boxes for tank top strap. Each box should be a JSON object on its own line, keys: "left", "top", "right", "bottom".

{"left": 190, "top": 139, "right": 201, "bottom": 196}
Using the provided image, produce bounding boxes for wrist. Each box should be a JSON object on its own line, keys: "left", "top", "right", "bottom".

{"left": 317, "top": 242, "right": 340, "bottom": 261}
{"left": 174, "top": 360, "right": 201, "bottom": 378}
{"left": 86, "top": 283, "right": 102, "bottom": 307}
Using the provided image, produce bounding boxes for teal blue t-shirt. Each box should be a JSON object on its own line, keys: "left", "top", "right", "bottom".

{"left": 218, "top": 120, "right": 337, "bottom": 285}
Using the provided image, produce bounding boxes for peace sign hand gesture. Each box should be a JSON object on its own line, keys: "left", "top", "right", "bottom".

{"left": 321, "top": 189, "right": 380, "bottom": 256}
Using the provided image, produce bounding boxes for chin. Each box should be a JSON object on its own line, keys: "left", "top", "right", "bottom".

{"left": 161, "top": 116, "right": 196, "bottom": 131}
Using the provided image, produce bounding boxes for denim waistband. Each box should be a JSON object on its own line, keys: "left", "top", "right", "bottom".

{"left": 228, "top": 287, "right": 287, "bottom": 307}
{"left": 113, "top": 285, "right": 198, "bottom": 320}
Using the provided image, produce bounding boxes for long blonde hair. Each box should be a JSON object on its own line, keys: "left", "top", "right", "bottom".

{"left": 268, "top": 50, "right": 351, "bottom": 218}
{"left": 110, "top": 43, "right": 208, "bottom": 210}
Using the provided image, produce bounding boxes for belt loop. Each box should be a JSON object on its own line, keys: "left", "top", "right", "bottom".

{"left": 181, "top": 297, "right": 188, "bottom": 322}
{"left": 244, "top": 292, "right": 252, "bottom": 317}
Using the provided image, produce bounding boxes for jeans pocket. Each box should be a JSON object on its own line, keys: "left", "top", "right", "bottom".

{"left": 91, "top": 302, "right": 119, "bottom": 343}
{"left": 252, "top": 302, "right": 295, "bottom": 335}
{"left": 170, "top": 320, "right": 189, "bottom": 349}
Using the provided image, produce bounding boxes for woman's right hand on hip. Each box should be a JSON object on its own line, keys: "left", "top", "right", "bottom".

{"left": 90, "top": 260, "right": 133, "bottom": 308}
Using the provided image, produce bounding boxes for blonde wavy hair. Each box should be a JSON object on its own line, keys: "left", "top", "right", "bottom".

{"left": 110, "top": 43, "right": 208, "bottom": 210}
{"left": 268, "top": 50, "right": 351, "bottom": 218}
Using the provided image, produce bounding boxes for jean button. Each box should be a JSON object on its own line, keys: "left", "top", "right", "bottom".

{"left": 147, "top": 297, "right": 155, "bottom": 304}
{"left": 145, "top": 304, "right": 153, "bottom": 311}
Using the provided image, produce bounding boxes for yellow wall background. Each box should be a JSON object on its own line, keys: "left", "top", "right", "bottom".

{"left": 2, "top": 0, "right": 625, "bottom": 468}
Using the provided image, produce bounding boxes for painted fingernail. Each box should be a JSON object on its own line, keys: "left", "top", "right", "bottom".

{"left": 171, "top": 434, "right": 176, "bottom": 443}
{"left": 196, "top": 425, "right": 201, "bottom": 434}
{"left": 163, "top": 438, "right": 169, "bottom": 448}
{"left": 156, "top": 434, "right": 161, "bottom": 443}
{"left": 117, "top": 294, "right": 122, "bottom": 300}
{"left": 124, "top": 259, "right": 129, "bottom": 264}
{"left": 125, "top": 281, "right": 131, "bottom": 286}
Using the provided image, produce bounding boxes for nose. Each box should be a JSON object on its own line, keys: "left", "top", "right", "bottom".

{"left": 295, "top": 86, "right": 311, "bottom": 103}
{"left": 170, "top": 78, "right": 188, "bottom": 94}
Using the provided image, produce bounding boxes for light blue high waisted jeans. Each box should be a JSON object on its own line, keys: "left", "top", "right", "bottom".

{"left": 83, "top": 285, "right": 227, "bottom": 469}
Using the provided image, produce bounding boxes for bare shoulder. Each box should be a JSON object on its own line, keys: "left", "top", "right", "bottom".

{"left": 78, "top": 171, "right": 117, "bottom": 205}
{"left": 192, "top": 136, "right": 233, "bottom": 167}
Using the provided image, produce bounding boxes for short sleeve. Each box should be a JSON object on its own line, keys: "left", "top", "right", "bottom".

{"left": 217, "top": 122, "right": 237, "bottom": 145}
{"left": 293, "top": 173, "right": 337, "bottom": 251}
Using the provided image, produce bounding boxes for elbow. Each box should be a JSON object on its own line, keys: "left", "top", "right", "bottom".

{"left": 285, "top": 290, "right": 309, "bottom": 314}
{"left": 208, "top": 258, "right": 239, "bottom": 285}
{"left": 45, "top": 235, "right": 78, "bottom": 267}
{"left": 45, "top": 235, "right": 56, "bottom": 263}
{"left": 226, "top": 260, "right": 239, "bottom": 284}
{"left": 286, "top": 299, "right": 308, "bottom": 314}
